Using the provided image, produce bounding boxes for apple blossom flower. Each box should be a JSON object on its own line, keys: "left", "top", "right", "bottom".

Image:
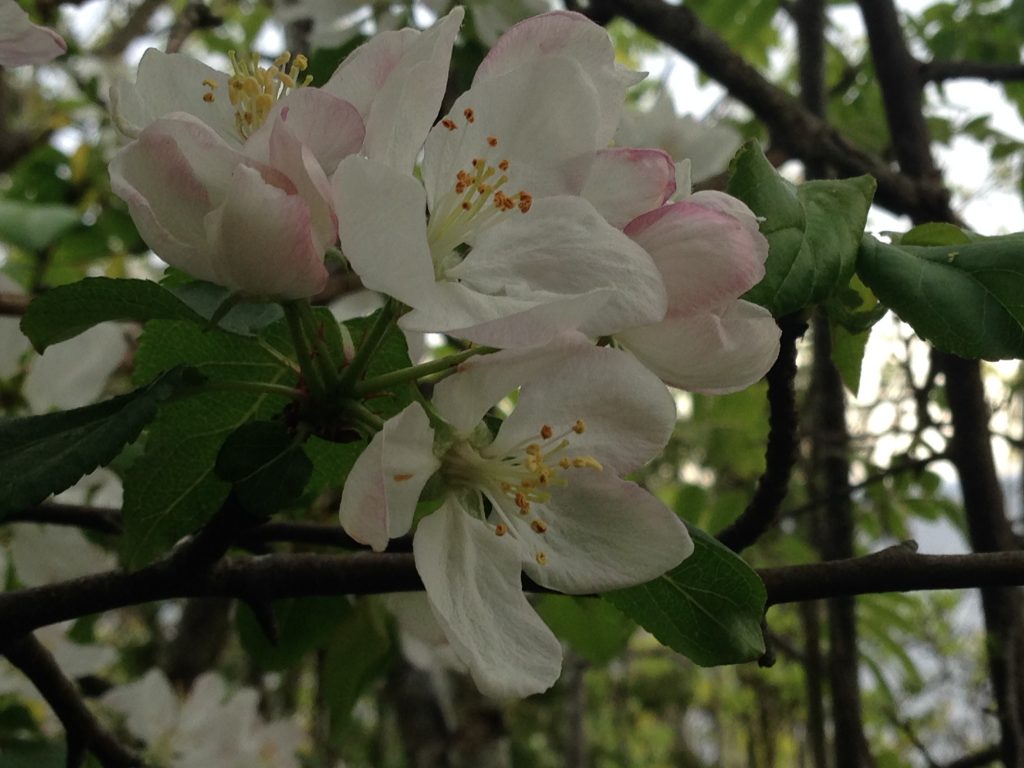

{"left": 614, "top": 193, "right": 781, "bottom": 392}
{"left": 334, "top": 11, "right": 667, "bottom": 347}
{"left": 101, "top": 670, "right": 305, "bottom": 768}
{"left": 0, "top": 0, "right": 65, "bottom": 67}
{"left": 109, "top": 11, "right": 464, "bottom": 297}
{"left": 576, "top": 148, "right": 780, "bottom": 393}
{"left": 339, "top": 337, "right": 693, "bottom": 697}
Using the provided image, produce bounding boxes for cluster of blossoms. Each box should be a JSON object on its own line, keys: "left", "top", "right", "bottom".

{"left": 104, "top": 9, "right": 780, "bottom": 698}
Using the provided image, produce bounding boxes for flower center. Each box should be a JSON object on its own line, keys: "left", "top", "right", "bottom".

{"left": 443, "top": 419, "right": 602, "bottom": 565}
{"left": 426, "top": 109, "right": 533, "bottom": 277}
{"left": 202, "top": 51, "right": 312, "bottom": 141}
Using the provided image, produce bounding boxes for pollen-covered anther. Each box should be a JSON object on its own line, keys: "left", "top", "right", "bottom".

{"left": 531, "top": 519, "right": 549, "bottom": 534}
{"left": 573, "top": 419, "right": 586, "bottom": 434}
{"left": 517, "top": 192, "right": 533, "bottom": 213}
{"left": 217, "top": 49, "right": 312, "bottom": 139}
{"left": 572, "top": 456, "right": 603, "bottom": 471}
{"left": 498, "top": 159, "right": 510, "bottom": 171}
{"left": 495, "top": 523, "right": 508, "bottom": 536}
{"left": 463, "top": 107, "right": 476, "bottom": 123}
{"left": 514, "top": 493, "right": 531, "bottom": 513}
{"left": 487, "top": 136, "right": 498, "bottom": 147}
{"left": 442, "top": 118, "right": 458, "bottom": 131}
{"left": 540, "top": 425, "right": 553, "bottom": 439}
{"left": 535, "top": 551, "right": 548, "bottom": 565}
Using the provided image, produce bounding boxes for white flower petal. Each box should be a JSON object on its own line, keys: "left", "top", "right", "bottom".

{"left": 450, "top": 195, "right": 667, "bottom": 338}
{"left": 246, "top": 88, "right": 364, "bottom": 176}
{"left": 0, "top": 0, "right": 65, "bottom": 67}
{"left": 110, "top": 49, "right": 235, "bottom": 141}
{"left": 625, "top": 199, "right": 767, "bottom": 317}
{"left": 500, "top": 473, "right": 693, "bottom": 594}
{"left": 24, "top": 323, "right": 127, "bottom": 411}
{"left": 101, "top": 669, "right": 180, "bottom": 747}
{"left": 423, "top": 56, "right": 601, "bottom": 208}
{"left": 339, "top": 403, "right": 439, "bottom": 551}
{"left": 414, "top": 500, "right": 562, "bottom": 699}
{"left": 204, "top": 164, "right": 328, "bottom": 299}
{"left": 9, "top": 523, "right": 115, "bottom": 586}
{"left": 324, "top": 8, "right": 464, "bottom": 171}
{"left": 618, "top": 300, "right": 781, "bottom": 393}
{"left": 486, "top": 343, "right": 675, "bottom": 474}
{"left": 474, "top": 11, "right": 641, "bottom": 147}
{"left": 332, "top": 155, "right": 437, "bottom": 305}
{"left": 431, "top": 333, "right": 592, "bottom": 434}
{"left": 581, "top": 147, "right": 676, "bottom": 229}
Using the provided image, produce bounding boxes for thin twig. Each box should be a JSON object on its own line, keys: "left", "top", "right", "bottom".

{"left": 1, "top": 634, "right": 141, "bottom": 767}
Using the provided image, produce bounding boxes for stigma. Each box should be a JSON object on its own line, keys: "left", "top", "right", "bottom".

{"left": 202, "top": 51, "right": 312, "bottom": 140}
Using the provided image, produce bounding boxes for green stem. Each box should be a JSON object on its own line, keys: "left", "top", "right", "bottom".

{"left": 201, "top": 379, "right": 308, "bottom": 401}
{"left": 295, "top": 300, "right": 341, "bottom": 391}
{"left": 353, "top": 345, "right": 496, "bottom": 397}
{"left": 282, "top": 300, "right": 327, "bottom": 401}
{"left": 338, "top": 300, "right": 397, "bottom": 390}
{"left": 342, "top": 399, "right": 386, "bottom": 434}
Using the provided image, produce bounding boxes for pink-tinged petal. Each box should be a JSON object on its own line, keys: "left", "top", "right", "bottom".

{"left": 204, "top": 164, "right": 327, "bottom": 299}
{"left": 687, "top": 190, "right": 763, "bottom": 239}
{"left": 414, "top": 500, "right": 562, "bottom": 699}
{"left": 339, "top": 403, "right": 439, "bottom": 551}
{"left": 625, "top": 200, "right": 768, "bottom": 317}
{"left": 399, "top": 278, "right": 612, "bottom": 349}
{"left": 431, "top": 334, "right": 593, "bottom": 434}
{"left": 423, "top": 56, "right": 601, "bottom": 207}
{"left": 110, "top": 49, "right": 235, "bottom": 141}
{"left": 474, "top": 11, "right": 641, "bottom": 147}
{"left": 617, "top": 300, "right": 781, "bottom": 393}
{"left": 264, "top": 116, "right": 337, "bottom": 249}
{"left": 487, "top": 344, "right": 675, "bottom": 475}
{"left": 332, "top": 155, "right": 437, "bottom": 304}
{"left": 0, "top": 0, "right": 65, "bottom": 67}
{"left": 450, "top": 195, "right": 667, "bottom": 337}
{"left": 109, "top": 123, "right": 223, "bottom": 283}
{"left": 246, "top": 89, "right": 364, "bottom": 175}
{"left": 581, "top": 147, "right": 676, "bottom": 229}
{"left": 499, "top": 473, "right": 693, "bottom": 594}
{"left": 324, "top": 8, "right": 463, "bottom": 171}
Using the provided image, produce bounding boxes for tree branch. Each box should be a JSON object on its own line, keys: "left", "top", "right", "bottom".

{"left": 716, "top": 314, "right": 805, "bottom": 552}
{"left": 0, "top": 291, "right": 30, "bottom": 317}
{"left": 1, "top": 634, "right": 141, "bottom": 767}
{"left": 921, "top": 59, "right": 1024, "bottom": 84}
{"left": 6, "top": 546, "right": 1024, "bottom": 637}
{"left": 592, "top": 0, "right": 952, "bottom": 221}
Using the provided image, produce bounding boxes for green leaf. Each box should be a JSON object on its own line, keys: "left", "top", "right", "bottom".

{"left": 323, "top": 601, "right": 393, "bottom": 739}
{"left": 857, "top": 233, "right": 1024, "bottom": 359}
{"left": 727, "top": 141, "right": 876, "bottom": 315}
{"left": 536, "top": 595, "right": 636, "bottom": 665}
{"left": 604, "top": 526, "right": 766, "bottom": 666}
{"left": 344, "top": 311, "right": 414, "bottom": 419}
{"left": 0, "top": 739, "right": 67, "bottom": 768}
{"left": 121, "top": 321, "right": 296, "bottom": 568}
{"left": 830, "top": 323, "right": 871, "bottom": 397}
{"left": 215, "top": 421, "right": 312, "bottom": 516}
{"left": 0, "top": 199, "right": 79, "bottom": 252}
{"left": 21, "top": 278, "right": 204, "bottom": 352}
{"left": 21, "top": 278, "right": 282, "bottom": 352}
{"left": 237, "top": 596, "right": 351, "bottom": 672}
{"left": 896, "top": 222, "right": 972, "bottom": 247}
{"left": 0, "top": 367, "right": 199, "bottom": 519}
{"left": 168, "top": 280, "right": 283, "bottom": 335}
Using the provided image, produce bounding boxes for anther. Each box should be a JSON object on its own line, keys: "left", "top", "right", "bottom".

{"left": 393, "top": 473, "right": 413, "bottom": 482}
{"left": 535, "top": 551, "right": 548, "bottom": 565}
{"left": 463, "top": 107, "right": 476, "bottom": 123}
{"left": 487, "top": 136, "right": 498, "bottom": 147}
{"left": 498, "top": 159, "right": 509, "bottom": 171}
{"left": 442, "top": 118, "right": 458, "bottom": 131}
{"left": 540, "top": 425, "right": 553, "bottom": 439}
{"left": 531, "top": 520, "right": 549, "bottom": 533}
{"left": 573, "top": 419, "right": 586, "bottom": 434}
{"left": 495, "top": 523, "right": 508, "bottom": 536}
